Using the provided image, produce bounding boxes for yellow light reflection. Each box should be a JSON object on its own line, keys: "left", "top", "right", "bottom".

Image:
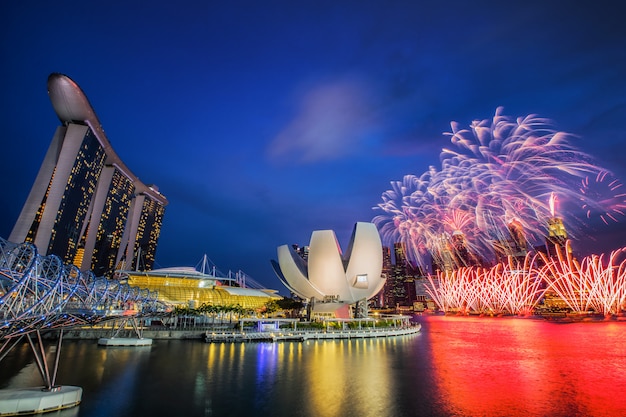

{"left": 302, "top": 339, "right": 395, "bottom": 417}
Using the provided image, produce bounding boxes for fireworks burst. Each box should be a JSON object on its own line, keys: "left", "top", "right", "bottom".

{"left": 374, "top": 107, "right": 626, "bottom": 269}
{"left": 425, "top": 242, "right": 626, "bottom": 316}
{"left": 580, "top": 171, "right": 626, "bottom": 225}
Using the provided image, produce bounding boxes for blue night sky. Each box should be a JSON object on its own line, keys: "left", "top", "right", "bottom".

{"left": 2, "top": 1, "right": 626, "bottom": 292}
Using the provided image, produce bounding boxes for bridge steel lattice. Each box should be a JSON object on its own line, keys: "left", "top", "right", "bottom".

{"left": 0, "top": 237, "right": 167, "bottom": 389}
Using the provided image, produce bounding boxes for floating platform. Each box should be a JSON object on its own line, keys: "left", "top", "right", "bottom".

{"left": 97, "top": 337, "right": 152, "bottom": 347}
{"left": 205, "top": 324, "right": 421, "bottom": 343}
{"left": 0, "top": 386, "right": 82, "bottom": 416}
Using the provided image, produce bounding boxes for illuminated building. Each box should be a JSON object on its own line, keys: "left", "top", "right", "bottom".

{"left": 378, "top": 243, "right": 426, "bottom": 309}
{"left": 546, "top": 193, "right": 570, "bottom": 258}
{"left": 546, "top": 217, "right": 568, "bottom": 257}
{"left": 392, "top": 242, "right": 411, "bottom": 305}
{"left": 9, "top": 73, "right": 167, "bottom": 275}
{"left": 121, "top": 267, "right": 281, "bottom": 310}
{"left": 272, "top": 222, "right": 385, "bottom": 318}
{"left": 378, "top": 246, "right": 393, "bottom": 308}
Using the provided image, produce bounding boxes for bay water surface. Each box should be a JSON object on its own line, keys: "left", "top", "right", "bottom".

{"left": 1, "top": 315, "right": 625, "bottom": 417}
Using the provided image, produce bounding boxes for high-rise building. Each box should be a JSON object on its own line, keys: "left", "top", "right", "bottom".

{"left": 392, "top": 243, "right": 409, "bottom": 305}
{"left": 378, "top": 246, "right": 393, "bottom": 308}
{"left": 377, "top": 242, "right": 424, "bottom": 309}
{"left": 545, "top": 192, "right": 570, "bottom": 258}
{"left": 546, "top": 216, "right": 569, "bottom": 258}
{"left": 9, "top": 73, "right": 168, "bottom": 275}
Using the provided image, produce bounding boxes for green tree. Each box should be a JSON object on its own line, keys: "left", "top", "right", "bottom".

{"left": 276, "top": 297, "right": 304, "bottom": 318}
{"left": 263, "top": 300, "right": 280, "bottom": 316}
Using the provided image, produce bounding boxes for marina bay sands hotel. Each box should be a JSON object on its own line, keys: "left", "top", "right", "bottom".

{"left": 9, "top": 73, "right": 168, "bottom": 277}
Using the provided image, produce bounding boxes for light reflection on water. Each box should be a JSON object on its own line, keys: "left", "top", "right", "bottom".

{"left": 426, "top": 315, "right": 626, "bottom": 417}
{"left": 1, "top": 317, "right": 625, "bottom": 417}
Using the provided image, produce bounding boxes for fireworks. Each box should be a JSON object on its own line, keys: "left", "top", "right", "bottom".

{"left": 425, "top": 242, "right": 626, "bottom": 316}
{"left": 425, "top": 254, "right": 546, "bottom": 316}
{"left": 374, "top": 107, "right": 626, "bottom": 269}
{"left": 538, "top": 242, "right": 626, "bottom": 315}
{"left": 580, "top": 171, "right": 626, "bottom": 225}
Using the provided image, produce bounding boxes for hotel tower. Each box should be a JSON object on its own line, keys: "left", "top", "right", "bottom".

{"left": 9, "top": 73, "right": 168, "bottom": 276}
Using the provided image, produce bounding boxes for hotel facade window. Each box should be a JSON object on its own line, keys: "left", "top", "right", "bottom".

{"left": 9, "top": 73, "right": 168, "bottom": 276}
{"left": 89, "top": 167, "right": 136, "bottom": 276}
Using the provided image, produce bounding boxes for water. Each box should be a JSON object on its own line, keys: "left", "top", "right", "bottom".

{"left": 1, "top": 315, "right": 625, "bottom": 417}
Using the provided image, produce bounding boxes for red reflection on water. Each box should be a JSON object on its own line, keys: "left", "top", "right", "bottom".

{"left": 426, "top": 315, "right": 626, "bottom": 417}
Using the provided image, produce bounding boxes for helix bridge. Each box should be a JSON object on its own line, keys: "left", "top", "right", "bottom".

{"left": 0, "top": 236, "right": 168, "bottom": 394}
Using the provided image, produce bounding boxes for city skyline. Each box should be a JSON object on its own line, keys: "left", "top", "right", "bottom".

{"left": 2, "top": 1, "right": 626, "bottom": 291}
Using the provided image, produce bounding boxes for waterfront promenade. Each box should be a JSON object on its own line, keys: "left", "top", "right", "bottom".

{"left": 204, "top": 324, "right": 421, "bottom": 342}
{"left": 47, "top": 320, "right": 421, "bottom": 342}
{"left": 43, "top": 314, "right": 420, "bottom": 342}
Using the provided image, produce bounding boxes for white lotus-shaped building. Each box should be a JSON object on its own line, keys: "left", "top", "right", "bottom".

{"left": 272, "top": 222, "right": 385, "bottom": 317}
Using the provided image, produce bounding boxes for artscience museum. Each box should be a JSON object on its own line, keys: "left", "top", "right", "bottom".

{"left": 272, "top": 222, "right": 385, "bottom": 318}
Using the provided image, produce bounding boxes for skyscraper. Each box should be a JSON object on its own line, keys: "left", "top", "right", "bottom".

{"left": 545, "top": 192, "right": 570, "bottom": 258}
{"left": 9, "top": 73, "right": 167, "bottom": 275}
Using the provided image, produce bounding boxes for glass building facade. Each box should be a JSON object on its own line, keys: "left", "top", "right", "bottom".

{"left": 91, "top": 169, "right": 135, "bottom": 276}
{"left": 46, "top": 128, "right": 106, "bottom": 264}
{"left": 9, "top": 73, "right": 168, "bottom": 277}
{"left": 126, "top": 272, "right": 280, "bottom": 310}
{"left": 131, "top": 196, "right": 166, "bottom": 271}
